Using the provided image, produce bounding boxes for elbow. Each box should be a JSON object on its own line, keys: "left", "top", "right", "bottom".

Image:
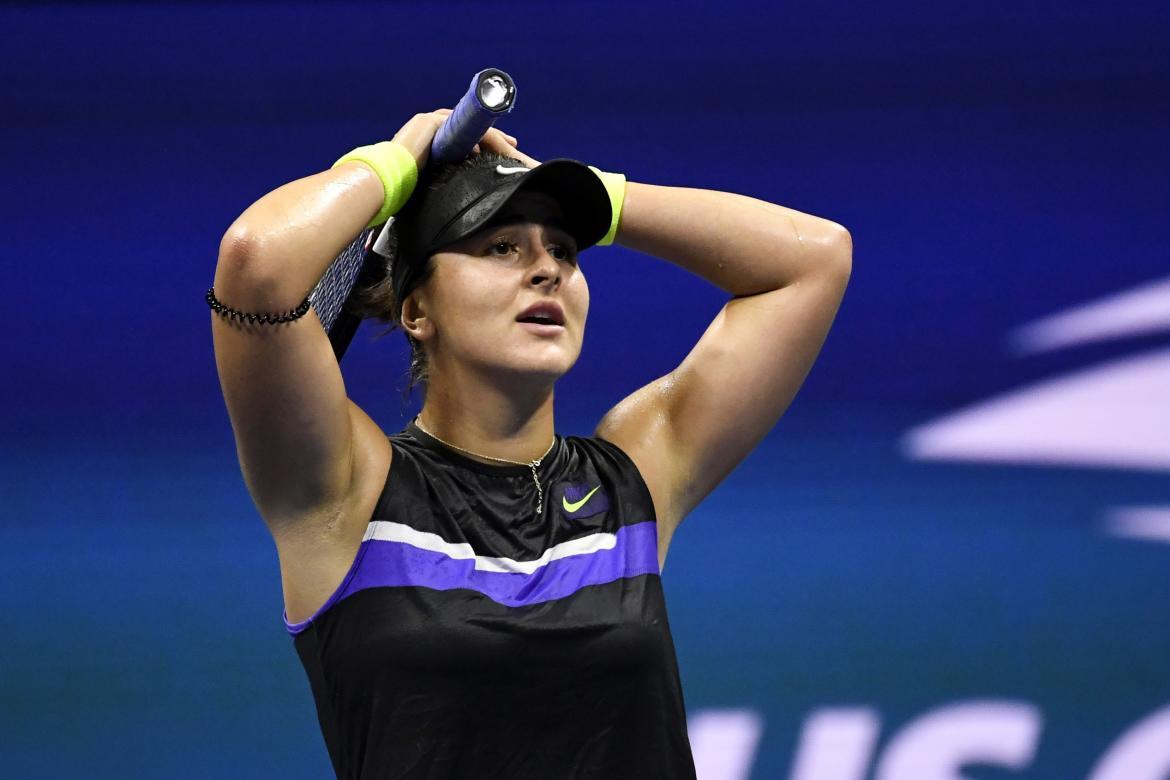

{"left": 830, "top": 223, "right": 852, "bottom": 259}
{"left": 216, "top": 221, "right": 276, "bottom": 282}
{"left": 219, "top": 221, "right": 263, "bottom": 264}
{"left": 804, "top": 218, "right": 851, "bottom": 267}
{"left": 212, "top": 224, "right": 289, "bottom": 310}
{"left": 824, "top": 224, "right": 852, "bottom": 283}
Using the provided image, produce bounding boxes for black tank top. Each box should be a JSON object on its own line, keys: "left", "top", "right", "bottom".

{"left": 285, "top": 418, "right": 697, "bottom": 779}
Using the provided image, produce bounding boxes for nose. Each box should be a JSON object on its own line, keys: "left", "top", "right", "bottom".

{"left": 526, "top": 246, "right": 562, "bottom": 290}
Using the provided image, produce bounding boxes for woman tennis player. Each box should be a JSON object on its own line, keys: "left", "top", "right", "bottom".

{"left": 209, "top": 108, "right": 851, "bottom": 778}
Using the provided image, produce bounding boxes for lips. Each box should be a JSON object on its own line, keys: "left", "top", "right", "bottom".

{"left": 516, "top": 300, "right": 565, "bottom": 326}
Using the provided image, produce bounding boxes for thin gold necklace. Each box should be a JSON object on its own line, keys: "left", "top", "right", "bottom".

{"left": 413, "top": 415, "right": 556, "bottom": 514}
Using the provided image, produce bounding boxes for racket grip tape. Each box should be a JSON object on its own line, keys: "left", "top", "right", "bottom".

{"left": 431, "top": 68, "right": 516, "bottom": 166}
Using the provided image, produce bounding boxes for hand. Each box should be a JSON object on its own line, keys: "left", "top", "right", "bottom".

{"left": 390, "top": 108, "right": 541, "bottom": 170}
{"left": 468, "top": 117, "right": 542, "bottom": 169}
{"left": 389, "top": 109, "right": 452, "bottom": 171}
{"left": 490, "top": 141, "right": 542, "bottom": 170}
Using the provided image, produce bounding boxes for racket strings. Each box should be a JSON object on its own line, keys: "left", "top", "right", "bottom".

{"left": 310, "top": 227, "right": 379, "bottom": 332}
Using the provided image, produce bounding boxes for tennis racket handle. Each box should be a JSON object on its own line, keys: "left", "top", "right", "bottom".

{"left": 430, "top": 68, "right": 517, "bottom": 165}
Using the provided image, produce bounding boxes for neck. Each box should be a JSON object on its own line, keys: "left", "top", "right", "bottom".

{"left": 416, "top": 358, "right": 557, "bottom": 465}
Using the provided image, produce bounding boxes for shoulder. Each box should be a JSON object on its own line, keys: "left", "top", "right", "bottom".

{"left": 588, "top": 386, "right": 689, "bottom": 570}
{"left": 563, "top": 433, "right": 653, "bottom": 506}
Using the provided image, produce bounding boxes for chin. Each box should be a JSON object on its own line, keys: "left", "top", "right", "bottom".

{"left": 496, "top": 351, "right": 578, "bottom": 382}
{"left": 523, "top": 356, "right": 576, "bottom": 379}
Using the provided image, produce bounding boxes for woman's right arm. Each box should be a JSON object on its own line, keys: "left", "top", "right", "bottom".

{"left": 211, "top": 110, "right": 519, "bottom": 536}
{"left": 211, "top": 159, "right": 387, "bottom": 534}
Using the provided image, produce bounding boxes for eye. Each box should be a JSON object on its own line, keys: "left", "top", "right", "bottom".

{"left": 483, "top": 236, "right": 577, "bottom": 264}
{"left": 487, "top": 240, "right": 519, "bottom": 257}
{"left": 550, "top": 243, "right": 579, "bottom": 264}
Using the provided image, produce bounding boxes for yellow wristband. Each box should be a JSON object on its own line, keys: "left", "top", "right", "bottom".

{"left": 588, "top": 166, "right": 627, "bottom": 246}
{"left": 332, "top": 141, "right": 419, "bottom": 229}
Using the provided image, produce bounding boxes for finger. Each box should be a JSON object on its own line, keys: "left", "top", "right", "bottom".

{"left": 476, "top": 130, "right": 507, "bottom": 152}
{"left": 511, "top": 150, "right": 540, "bottom": 169}
{"left": 485, "top": 127, "right": 519, "bottom": 147}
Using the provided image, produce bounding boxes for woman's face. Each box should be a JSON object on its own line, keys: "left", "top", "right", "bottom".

{"left": 410, "top": 190, "right": 589, "bottom": 385}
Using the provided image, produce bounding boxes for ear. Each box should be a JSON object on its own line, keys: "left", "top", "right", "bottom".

{"left": 400, "top": 291, "right": 433, "bottom": 342}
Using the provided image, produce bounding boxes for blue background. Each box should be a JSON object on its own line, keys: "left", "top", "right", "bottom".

{"left": 3, "top": 2, "right": 1168, "bottom": 778}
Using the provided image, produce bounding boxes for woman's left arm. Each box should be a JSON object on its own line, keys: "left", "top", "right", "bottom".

{"left": 594, "top": 181, "right": 852, "bottom": 560}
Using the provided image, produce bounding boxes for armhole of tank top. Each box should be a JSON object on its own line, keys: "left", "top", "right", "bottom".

{"left": 593, "top": 436, "right": 663, "bottom": 576}
{"left": 284, "top": 438, "right": 400, "bottom": 638}
{"left": 590, "top": 435, "right": 660, "bottom": 543}
{"left": 369, "top": 435, "right": 400, "bottom": 523}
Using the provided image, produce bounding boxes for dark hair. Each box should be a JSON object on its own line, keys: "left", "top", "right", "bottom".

{"left": 345, "top": 150, "right": 529, "bottom": 403}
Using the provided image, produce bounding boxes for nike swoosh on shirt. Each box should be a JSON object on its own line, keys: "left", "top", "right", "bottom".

{"left": 563, "top": 485, "right": 601, "bottom": 513}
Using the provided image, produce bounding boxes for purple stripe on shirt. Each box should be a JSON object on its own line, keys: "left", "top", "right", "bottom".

{"left": 285, "top": 521, "right": 659, "bottom": 636}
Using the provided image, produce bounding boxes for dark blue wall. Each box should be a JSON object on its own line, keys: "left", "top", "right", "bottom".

{"left": 3, "top": 2, "right": 1168, "bottom": 777}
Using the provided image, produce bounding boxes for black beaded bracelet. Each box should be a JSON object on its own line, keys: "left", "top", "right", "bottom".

{"left": 205, "top": 286, "right": 312, "bottom": 324}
